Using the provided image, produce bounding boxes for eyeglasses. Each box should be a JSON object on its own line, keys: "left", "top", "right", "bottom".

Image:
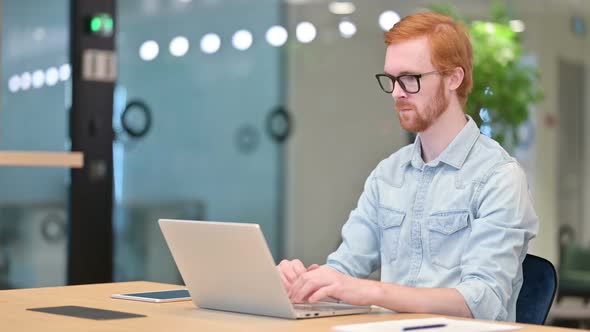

{"left": 375, "top": 70, "right": 444, "bottom": 94}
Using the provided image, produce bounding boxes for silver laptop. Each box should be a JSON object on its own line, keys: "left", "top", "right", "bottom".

{"left": 158, "top": 219, "right": 371, "bottom": 319}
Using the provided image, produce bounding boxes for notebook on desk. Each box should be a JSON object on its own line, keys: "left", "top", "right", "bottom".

{"left": 158, "top": 219, "right": 371, "bottom": 319}
{"left": 333, "top": 317, "right": 521, "bottom": 332}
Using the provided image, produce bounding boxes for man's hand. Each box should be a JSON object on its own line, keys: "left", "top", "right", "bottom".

{"left": 288, "top": 265, "right": 379, "bottom": 306}
{"left": 276, "top": 259, "right": 319, "bottom": 291}
{"left": 283, "top": 265, "right": 472, "bottom": 317}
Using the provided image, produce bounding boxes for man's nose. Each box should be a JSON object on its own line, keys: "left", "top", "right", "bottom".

{"left": 391, "top": 81, "right": 407, "bottom": 100}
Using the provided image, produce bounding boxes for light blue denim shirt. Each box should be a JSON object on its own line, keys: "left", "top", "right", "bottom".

{"left": 326, "top": 116, "right": 539, "bottom": 321}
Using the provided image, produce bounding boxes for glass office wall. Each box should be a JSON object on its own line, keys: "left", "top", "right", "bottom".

{"left": 0, "top": 0, "right": 70, "bottom": 288}
{"left": 113, "top": 0, "right": 285, "bottom": 283}
{"left": 0, "top": 0, "right": 286, "bottom": 287}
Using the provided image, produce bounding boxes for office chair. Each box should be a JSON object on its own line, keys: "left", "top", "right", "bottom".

{"left": 516, "top": 254, "right": 557, "bottom": 325}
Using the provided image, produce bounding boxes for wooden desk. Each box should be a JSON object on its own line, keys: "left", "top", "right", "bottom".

{"left": 0, "top": 281, "right": 580, "bottom": 332}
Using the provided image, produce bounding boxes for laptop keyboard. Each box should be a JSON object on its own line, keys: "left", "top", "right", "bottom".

{"left": 294, "top": 303, "right": 355, "bottom": 312}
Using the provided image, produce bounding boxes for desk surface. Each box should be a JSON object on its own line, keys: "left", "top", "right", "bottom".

{"left": 0, "top": 281, "right": 580, "bottom": 332}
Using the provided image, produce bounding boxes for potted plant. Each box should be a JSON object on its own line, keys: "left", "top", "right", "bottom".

{"left": 432, "top": 1, "right": 544, "bottom": 151}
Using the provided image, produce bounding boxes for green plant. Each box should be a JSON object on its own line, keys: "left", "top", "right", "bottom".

{"left": 431, "top": 1, "right": 544, "bottom": 150}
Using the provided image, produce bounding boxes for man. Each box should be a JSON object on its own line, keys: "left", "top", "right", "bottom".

{"left": 277, "top": 12, "right": 538, "bottom": 321}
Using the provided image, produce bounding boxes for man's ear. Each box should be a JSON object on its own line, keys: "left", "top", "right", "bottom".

{"left": 447, "top": 67, "right": 464, "bottom": 91}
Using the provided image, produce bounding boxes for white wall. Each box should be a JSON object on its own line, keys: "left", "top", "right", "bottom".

{"left": 285, "top": 2, "right": 406, "bottom": 264}
{"left": 516, "top": 6, "right": 590, "bottom": 262}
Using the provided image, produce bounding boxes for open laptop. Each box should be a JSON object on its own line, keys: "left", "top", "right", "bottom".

{"left": 158, "top": 219, "right": 372, "bottom": 319}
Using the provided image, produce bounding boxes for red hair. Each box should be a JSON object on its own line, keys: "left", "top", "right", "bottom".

{"left": 384, "top": 12, "right": 473, "bottom": 106}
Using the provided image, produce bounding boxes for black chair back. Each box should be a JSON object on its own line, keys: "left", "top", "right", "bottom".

{"left": 516, "top": 254, "right": 557, "bottom": 325}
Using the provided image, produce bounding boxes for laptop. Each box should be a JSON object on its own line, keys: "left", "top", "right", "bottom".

{"left": 158, "top": 219, "right": 372, "bottom": 319}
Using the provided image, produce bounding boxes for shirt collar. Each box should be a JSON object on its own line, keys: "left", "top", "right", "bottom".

{"left": 405, "top": 115, "right": 480, "bottom": 170}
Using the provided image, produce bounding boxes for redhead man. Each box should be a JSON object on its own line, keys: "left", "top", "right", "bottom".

{"left": 277, "top": 12, "right": 538, "bottom": 321}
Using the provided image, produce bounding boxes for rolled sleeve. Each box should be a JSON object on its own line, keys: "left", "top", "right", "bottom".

{"left": 456, "top": 278, "right": 508, "bottom": 321}
{"left": 456, "top": 161, "right": 538, "bottom": 321}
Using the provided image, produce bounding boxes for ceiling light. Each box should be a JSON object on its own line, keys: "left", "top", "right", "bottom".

{"left": 170, "top": 36, "right": 190, "bottom": 56}
{"left": 20, "top": 72, "right": 32, "bottom": 91}
{"left": 8, "top": 75, "right": 20, "bottom": 93}
{"left": 296, "top": 22, "right": 317, "bottom": 43}
{"left": 45, "top": 67, "right": 59, "bottom": 86}
{"left": 139, "top": 40, "right": 159, "bottom": 61}
{"left": 266, "top": 25, "right": 288, "bottom": 47}
{"left": 32, "top": 70, "right": 45, "bottom": 88}
{"left": 329, "top": 2, "right": 356, "bottom": 15}
{"left": 201, "top": 33, "right": 221, "bottom": 54}
{"left": 59, "top": 64, "right": 71, "bottom": 81}
{"left": 339, "top": 20, "right": 357, "bottom": 38}
{"left": 232, "top": 30, "right": 253, "bottom": 51}
{"left": 379, "top": 10, "right": 401, "bottom": 31}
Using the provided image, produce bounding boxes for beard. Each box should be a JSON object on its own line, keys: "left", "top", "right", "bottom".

{"left": 396, "top": 80, "right": 449, "bottom": 133}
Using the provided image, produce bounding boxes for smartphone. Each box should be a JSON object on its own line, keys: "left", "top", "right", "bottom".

{"left": 111, "top": 289, "right": 191, "bottom": 303}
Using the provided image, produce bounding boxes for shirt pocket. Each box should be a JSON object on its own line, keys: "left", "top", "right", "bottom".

{"left": 428, "top": 210, "right": 470, "bottom": 269}
{"left": 378, "top": 207, "right": 405, "bottom": 263}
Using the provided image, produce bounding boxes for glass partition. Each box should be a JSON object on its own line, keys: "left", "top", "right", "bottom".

{"left": 0, "top": 0, "right": 70, "bottom": 288}
{"left": 113, "top": 0, "right": 285, "bottom": 283}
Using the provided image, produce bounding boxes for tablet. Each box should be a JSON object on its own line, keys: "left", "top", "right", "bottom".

{"left": 111, "top": 289, "right": 191, "bottom": 303}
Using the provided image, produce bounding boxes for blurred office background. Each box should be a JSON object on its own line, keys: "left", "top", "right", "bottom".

{"left": 0, "top": 0, "right": 588, "bottom": 327}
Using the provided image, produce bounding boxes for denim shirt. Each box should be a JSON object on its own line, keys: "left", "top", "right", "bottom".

{"left": 326, "top": 116, "right": 539, "bottom": 321}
